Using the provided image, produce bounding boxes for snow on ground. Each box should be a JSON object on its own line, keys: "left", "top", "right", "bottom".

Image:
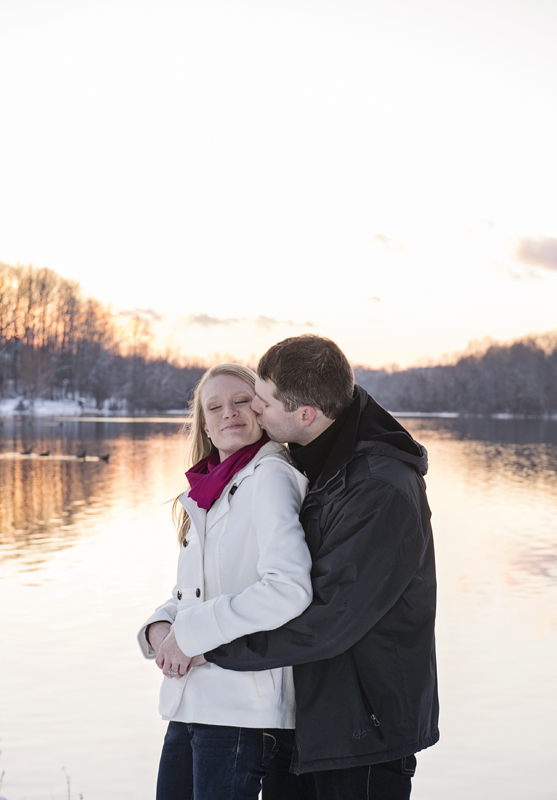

{"left": 0, "top": 397, "right": 94, "bottom": 417}
{"left": 1, "top": 398, "right": 555, "bottom": 420}
{"left": 0, "top": 398, "right": 186, "bottom": 418}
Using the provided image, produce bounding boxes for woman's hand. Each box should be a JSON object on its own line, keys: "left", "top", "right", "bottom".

{"left": 155, "top": 625, "right": 192, "bottom": 677}
{"left": 146, "top": 621, "right": 172, "bottom": 656}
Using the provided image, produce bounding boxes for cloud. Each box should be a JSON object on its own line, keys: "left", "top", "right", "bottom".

{"left": 119, "top": 308, "right": 164, "bottom": 321}
{"left": 515, "top": 236, "right": 557, "bottom": 271}
{"left": 254, "top": 315, "right": 280, "bottom": 330}
{"left": 507, "top": 266, "right": 543, "bottom": 282}
{"left": 255, "top": 316, "right": 315, "bottom": 330}
{"left": 185, "top": 313, "right": 242, "bottom": 327}
{"left": 372, "top": 233, "right": 404, "bottom": 253}
{"left": 183, "top": 314, "right": 315, "bottom": 330}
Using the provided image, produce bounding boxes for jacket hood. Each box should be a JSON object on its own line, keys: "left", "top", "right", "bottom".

{"left": 314, "top": 385, "right": 428, "bottom": 491}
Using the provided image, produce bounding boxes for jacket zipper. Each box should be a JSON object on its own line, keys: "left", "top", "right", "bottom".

{"left": 304, "top": 464, "right": 346, "bottom": 499}
{"left": 302, "top": 439, "right": 383, "bottom": 503}
{"left": 303, "top": 439, "right": 382, "bottom": 501}
{"left": 355, "top": 675, "right": 386, "bottom": 740}
{"left": 364, "top": 704, "right": 385, "bottom": 740}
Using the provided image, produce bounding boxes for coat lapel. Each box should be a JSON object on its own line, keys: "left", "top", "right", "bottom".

{"left": 184, "top": 441, "right": 291, "bottom": 536}
{"left": 205, "top": 488, "right": 232, "bottom": 533}
{"left": 180, "top": 493, "right": 207, "bottom": 545}
{"left": 205, "top": 441, "right": 289, "bottom": 533}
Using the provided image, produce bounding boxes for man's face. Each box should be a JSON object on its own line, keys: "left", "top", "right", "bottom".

{"left": 251, "top": 377, "right": 304, "bottom": 444}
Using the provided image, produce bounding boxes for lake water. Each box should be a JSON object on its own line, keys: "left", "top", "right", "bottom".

{"left": 1, "top": 415, "right": 556, "bottom": 799}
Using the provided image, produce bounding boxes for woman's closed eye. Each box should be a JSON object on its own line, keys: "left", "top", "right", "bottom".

{"left": 208, "top": 398, "right": 249, "bottom": 412}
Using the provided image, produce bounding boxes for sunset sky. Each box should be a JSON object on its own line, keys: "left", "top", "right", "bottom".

{"left": 1, "top": 0, "right": 556, "bottom": 367}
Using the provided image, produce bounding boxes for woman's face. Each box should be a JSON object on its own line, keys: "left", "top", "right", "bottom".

{"left": 201, "top": 374, "right": 262, "bottom": 461}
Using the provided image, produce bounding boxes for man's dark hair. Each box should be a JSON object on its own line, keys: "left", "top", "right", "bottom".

{"left": 257, "top": 334, "right": 355, "bottom": 419}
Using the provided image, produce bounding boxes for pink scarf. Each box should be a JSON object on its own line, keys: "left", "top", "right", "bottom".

{"left": 186, "top": 434, "right": 270, "bottom": 510}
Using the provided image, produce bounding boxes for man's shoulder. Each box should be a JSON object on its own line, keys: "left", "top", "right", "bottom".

{"left": 339, "top": 448, "right": 428, "bottom": 520}
{"left": 347, "top": 445, "right": 419, "bottom": 485}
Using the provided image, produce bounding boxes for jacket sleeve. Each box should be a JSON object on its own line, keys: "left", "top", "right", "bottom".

{"left": 137, "top": 590, "right": 180, "bottom": 658}
{"left": 206, "top": 476, "right": 429, "bottom": 671}
{"left": 171, "top": 459, "right": 313, "bottom": 656}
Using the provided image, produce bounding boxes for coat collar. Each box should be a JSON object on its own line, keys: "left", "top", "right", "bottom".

{"left": 299, "top": 385, "right": 427, "bottom": 495}
{"left": 179, "top": 441, "right": 288, "bottom": 533}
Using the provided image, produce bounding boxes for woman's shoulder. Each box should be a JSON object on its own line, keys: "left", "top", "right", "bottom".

{"left": 254, "top": 441, "right": 298, "bottom": 471}
{"left": 253, "top": 442, "right": 308, "bottom": 494}
{"left": 257, "top": 439, "right": 290, "bottom": 460}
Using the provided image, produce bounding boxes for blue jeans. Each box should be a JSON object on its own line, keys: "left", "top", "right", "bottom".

{"left": 262, "top": 737, "right": 416, "bottom": 800}
{"left": 310, "top": 757, "right": 416, "bottom": 799}
{"left": 156, "top": 721, "right": 288, "bottom": 800}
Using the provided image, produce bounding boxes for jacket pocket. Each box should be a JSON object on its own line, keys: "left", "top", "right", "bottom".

{"left": 252, "top": 669, "right": 276, "bottom": 696}
{"left": 159, "top": 670, "right": 191, "bottom": 718}
{"left": 355, "top": 676, "right": 386, "bottom": 741}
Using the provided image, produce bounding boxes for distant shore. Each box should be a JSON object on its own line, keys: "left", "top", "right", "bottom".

{"left": 1, "top": 397, "right": 557, "bottom": 422}
{"left": 0, "top": 397, "right": 188, "bottom": 418}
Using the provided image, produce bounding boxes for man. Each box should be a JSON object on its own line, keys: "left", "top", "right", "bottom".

{"left": 205, "top": 335, "right": 439, "bottom": 799}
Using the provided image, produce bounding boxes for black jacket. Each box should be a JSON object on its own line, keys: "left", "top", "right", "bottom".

{"left": 207, "top": 386, "right": 439, "bottom": 773}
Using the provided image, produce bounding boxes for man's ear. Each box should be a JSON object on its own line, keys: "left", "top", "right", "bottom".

{"left": 300, "top": 406, "right": 318, "bottom": 427}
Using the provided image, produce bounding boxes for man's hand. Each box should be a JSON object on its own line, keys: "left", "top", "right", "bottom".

{"left": 146, "top": 621, "right": 172, "bottom": 656}
{"left": 155, "top": 625, "right": 192, "bottom": 677}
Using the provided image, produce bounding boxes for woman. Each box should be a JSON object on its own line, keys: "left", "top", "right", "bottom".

{"left": 138, "top": 364, "right": 312, "bottom": 800}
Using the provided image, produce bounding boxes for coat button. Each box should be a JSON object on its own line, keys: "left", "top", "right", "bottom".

{"left": 177, "top": 591, "right": 182, "bottom": 600}
{"left": 196, "top": 588, "right": 201, "bottom": 597}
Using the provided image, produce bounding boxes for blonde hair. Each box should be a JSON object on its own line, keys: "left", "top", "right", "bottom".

{"left": 173, "top": 363, "right": 257, "bottom": 544}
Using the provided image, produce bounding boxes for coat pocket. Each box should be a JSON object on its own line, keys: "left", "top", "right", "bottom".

{"left": 252, "top": 669, "right": 276, "bottom": 696}
{"left": 158, "top": 671, "right": 190, "bottom": 719}
{"left": 354, "top": 673, "right": 386, "bottom": 742}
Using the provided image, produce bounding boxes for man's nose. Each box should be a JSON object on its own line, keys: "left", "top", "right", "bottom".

{"left": 251, "top": 397, "right": 262, "bottom": 413}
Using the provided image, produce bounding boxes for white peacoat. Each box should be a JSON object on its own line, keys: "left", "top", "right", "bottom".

{"left": 138, "top": 440, "right": 312, "bottom": 728}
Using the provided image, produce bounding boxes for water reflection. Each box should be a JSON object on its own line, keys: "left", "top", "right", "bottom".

{"left": 403, "top": 414, "right": 557, "bottom": 445}
{"left": 1, "top": 415, "right": 556, "bottom": 799}
{"left": 0, "top": 417, "right": 187, "bottom": 574}
{"left": 0, "top": 456, "right": 105, "bottom": 570}
{"left": 403, "top": 416, "right": 557, "bottom": 481}
{"left": 400, "top": 416, "right": 557, "bottom": 640}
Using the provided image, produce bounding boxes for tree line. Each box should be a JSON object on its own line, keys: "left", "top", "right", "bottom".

{"left": 354, "top": 331, "right": 557, "bottom": 416}
{"left": 2, "top": 261, "right": 556, "bottom": 415}
{"left": 0, "top": 262, "right": 205, "bottom": 411}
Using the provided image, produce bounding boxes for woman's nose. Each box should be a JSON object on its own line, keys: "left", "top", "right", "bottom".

{"left": 222, "top": 403, "right": 238, "bottom": 418}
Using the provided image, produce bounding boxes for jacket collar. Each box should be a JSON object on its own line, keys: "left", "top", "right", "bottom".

{"left": 179, "top": 440, "right": 287, "bottom": 532}
{"left": 294, "top": 385, "right": 427, "bottom": 495}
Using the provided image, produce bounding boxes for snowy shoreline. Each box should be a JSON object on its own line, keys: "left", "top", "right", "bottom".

{"left": 1, "top": 397, "right": 556, "bottom": 421}
{"left": 0, "top": 397, "right": 188, "bottom": 418}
